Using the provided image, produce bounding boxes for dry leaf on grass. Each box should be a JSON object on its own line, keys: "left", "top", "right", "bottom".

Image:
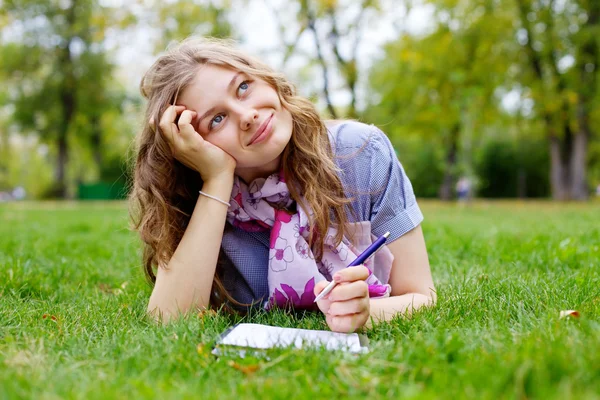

{"left": 98, "top": 282, "right": 128, "bottom": 295}
{"left": 197, "top": 309, "right": 217, "bottom": 318}
{"left": 196, "top": 343, "right": 213, "bottom": 367}
{"left": 559, "top": 310, "right": 580, "bottom": 319}
{"left": 227, "top": 360, "right": 260, "bottom": 375}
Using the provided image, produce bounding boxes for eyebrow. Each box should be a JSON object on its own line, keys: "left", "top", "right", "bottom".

{"left": 196, "top": 71, "right": 243, "bottom": 127}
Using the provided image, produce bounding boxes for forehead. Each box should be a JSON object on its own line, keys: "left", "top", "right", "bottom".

{"left": 178, "top": 64, "right": 239, "bottom": 109}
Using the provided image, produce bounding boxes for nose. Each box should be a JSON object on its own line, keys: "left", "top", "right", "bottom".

{"left": 239, "top": 107, "right": 259, "bottom": 130}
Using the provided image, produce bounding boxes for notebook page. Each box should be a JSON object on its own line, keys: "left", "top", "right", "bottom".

{"left": 217, "top": 323, "right": 364, "bottom": 353}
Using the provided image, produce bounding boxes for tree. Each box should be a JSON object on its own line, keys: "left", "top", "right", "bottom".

{"left": 365, "top": 0, "right": 513, "bottom": 199}
{"left": 146, "top": 0, "right": 233, "bottom": 52}
{"left": 2, "top": 0, "right": 133, "bottom": 198}
{"left": 261, "top": 0, "right": 387, "bottom": 118}
{"left": 513, "top": 0, "right": 599, "bottom": 199}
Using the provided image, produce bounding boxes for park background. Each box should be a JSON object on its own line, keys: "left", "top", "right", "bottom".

{"left": 1, "top": 1, "right": 599, "bottom": 399}
{"left": 1, "top": 0, "right": 599, "bottom": 201}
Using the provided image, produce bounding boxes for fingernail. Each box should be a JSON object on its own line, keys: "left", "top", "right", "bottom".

{"left": 333, "top": 274, "right": 341, "bottom": 282}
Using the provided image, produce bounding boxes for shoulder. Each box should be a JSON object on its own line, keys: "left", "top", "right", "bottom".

{"left": 326, "top": 120, "right": 394, "bottom": 156}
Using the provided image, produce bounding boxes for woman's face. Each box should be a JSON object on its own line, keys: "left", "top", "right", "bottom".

{"left": 178, "top": 64, "right": 293, "bottom": 183}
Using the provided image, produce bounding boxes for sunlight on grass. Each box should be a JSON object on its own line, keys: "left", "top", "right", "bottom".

{"left": 0, "top": 200, "right": 599, "bottom": 399}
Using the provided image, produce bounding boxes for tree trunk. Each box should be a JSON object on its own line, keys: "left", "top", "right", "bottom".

{"left": 55, "top": 132, "right": 68, "bottom": 197}
{"left": 549, "top": 135, "right": 568, "bottom": 200}
{"left": 91, "top": 116, "right": 102, "bottom": 175}
{"left": 0, "top": 127, "right": 8, "bottom": 178}
{"left": 439, "top": 123, "right": 460, "bottom": 200}
{"left": 549, "top": 129, "right": 589, "bottom": 201}
{"left": 571, "top": 100, "right": 591, "bottom": 200}
{"left": 303, "top": 2, "right": 338, "bottom": 119}
{"left": 516, "top": 0, "right": 588, "bottom": 201}
{"left": 54, "top": 6, "right": 77, "bottom": 198}
{"left": 568, "top": 2, "right": 598, "bottom": 200}
{"left": 517, "top": 168, "right": 527, "bottom": 199}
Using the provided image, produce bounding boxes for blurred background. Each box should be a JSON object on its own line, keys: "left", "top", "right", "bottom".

{"left": 0, "top": 0, "right": 598, "bottom": 201}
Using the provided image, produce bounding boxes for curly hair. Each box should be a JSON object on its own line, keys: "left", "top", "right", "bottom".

{"left": 129, "top": 37, "right": 352, "bottom": 308}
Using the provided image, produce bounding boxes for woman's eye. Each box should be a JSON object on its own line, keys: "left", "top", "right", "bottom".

{"left": 237, "top": 80, "right": 250, "bottom": 96}
{"left": 209, "top": 114, "right": 224, "bottom": 130}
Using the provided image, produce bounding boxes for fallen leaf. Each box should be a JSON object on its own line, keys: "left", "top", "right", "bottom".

{"left": 559, "top": 310, "right": 580, "bottom": 319}
{"left": 228, "top": 360, "right": 260, "bottom": 375}
{"left": 196, "top": 344, "right": 212, "bottom": 367}
{"left": 100, "top": 281, "right": 129, "bottom": 295}
{"left": 197, "top": 343, "right": 208, "bottom": 356}
{"left": 197, "top": 309, "right": 217, "bottom": 318}
{"left": 98, "top": 283, "right": 113, "bottom": 293}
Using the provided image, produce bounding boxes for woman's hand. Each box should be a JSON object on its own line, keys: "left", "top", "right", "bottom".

{"left": 314, "top": 265, "right": 371, "bottom": 333}
{"left": 153, "top": 105, "right": 236, "bottom": 181}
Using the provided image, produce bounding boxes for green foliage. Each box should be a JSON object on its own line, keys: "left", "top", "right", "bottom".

{"left": 394, "top": 137, "right": 445, "bottom": 198}
{"left": 0, "top": 140, "right": 54, "bottom": 197}
{"left": 1, "top": 202, "right": 599, "bottom": 398}
{"left": 154, "top": 0, "right": 234, "bottom": 52}
{"left": 0, "top": 0, "right": 135, "bottom": 197}
{"left": 475, "top": 138, "right": 550, "bottom": 198}
{"left": 364, "top": 0, "right": 515, "bottom": 199}
{"left": 589, "top": 140, "right": 600, "bottom": 188}
{"left": 365, "top": 0, "right": 600, "bottom": 199}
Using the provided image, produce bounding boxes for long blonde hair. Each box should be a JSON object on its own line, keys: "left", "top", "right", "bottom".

{"left": 130, "top": 37, "right": 351, "bottom": 308}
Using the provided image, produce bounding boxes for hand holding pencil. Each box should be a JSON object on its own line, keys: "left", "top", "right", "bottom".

{"left": 313, "top": 232, "right": 390, "bottom": 333}
{"left": 314, "top": 231, "right": 390, "bottom": 302}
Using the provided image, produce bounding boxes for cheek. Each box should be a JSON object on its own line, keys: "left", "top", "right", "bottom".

{"left": 278, "top": 108, "right": 293, "bottom": 132}
{"left": 205, "top": 130, "right": 238, "bottom": 155}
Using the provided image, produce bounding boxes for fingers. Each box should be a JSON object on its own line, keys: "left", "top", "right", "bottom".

{"left": 332, "top": 265, "right": 369, "bottom": 284}
{"left": 327, "top": 297, "right": 368, "bottom": 316}
{"left": 327, "top": 313, "right": 368, "bottom": 333}
{"left": 158, "top": 105, "right": 186, "bottom": 140}
{"left": 177, "top": 109, "right": 196, "bottom": 127}
{"left": 314, "top": 280, "right": 330, "bottom": 297}
{"left": 328, "top": 280, "right": 368, "bottom": 302}
{"left": 177, "top": 109, "right": 199, "bottom": 138}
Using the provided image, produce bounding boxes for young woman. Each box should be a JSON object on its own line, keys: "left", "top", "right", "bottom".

{"left": 131, "top": 37, "right": 436, "bottom": 332}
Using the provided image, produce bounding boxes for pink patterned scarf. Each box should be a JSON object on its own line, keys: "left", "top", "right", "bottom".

{"left": 226, "top": 172, "right": 391, "bottom": 309}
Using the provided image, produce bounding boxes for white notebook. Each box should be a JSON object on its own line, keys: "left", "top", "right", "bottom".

{"left": 212, "top": 323, "right": 368, "bottom": 355}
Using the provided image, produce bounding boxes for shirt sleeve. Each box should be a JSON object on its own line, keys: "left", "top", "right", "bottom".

{"left": 332, "top": 122, "right": 423, "bottom": 243}
{"left": 367, "top": 127, "right": 423, "bottom": 241}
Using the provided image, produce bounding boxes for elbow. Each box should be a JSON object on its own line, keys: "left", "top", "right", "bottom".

{"left": 411, "top": 286, "right": 436, "bottom": 308}
{"left": 147, "top": 300, "right": 168, "bottom": 324}
{"left": 146, "top": 291, "right": 206, "bottom": 323}
{"left": 424, "top": 284, "right": 437, "bottom": 307}
{"left": 146, "top": 293, "right": 178, "bottom": 324}
{"left": 427, "top": 288, "right": 437, "bottom": 306}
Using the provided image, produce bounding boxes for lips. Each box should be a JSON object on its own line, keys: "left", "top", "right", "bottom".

{"left": 248, "top": 114, "right": 273, "bottom": 146}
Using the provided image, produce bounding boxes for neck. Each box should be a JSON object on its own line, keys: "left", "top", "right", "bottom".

{"left": 236, "top": 156, "right": 281, "bottom": 184}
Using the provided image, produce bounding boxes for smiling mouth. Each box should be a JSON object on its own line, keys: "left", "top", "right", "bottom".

{"left": 248, "top": 114, "right": 273, "bottom": 145}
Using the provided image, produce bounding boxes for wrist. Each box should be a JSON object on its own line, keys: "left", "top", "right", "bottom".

{"left": 202, "top": 172, "right": 234, "bottom": 188}
{"left": 201, "top": 168, "right": 235, "bottom": 184}
{"left": 201, "top": 173, "right": 234, "bottom": 200}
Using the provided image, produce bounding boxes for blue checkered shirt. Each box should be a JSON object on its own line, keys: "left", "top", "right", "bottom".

{"left": 219, "top": 121, "right": 424, "bottom": 306}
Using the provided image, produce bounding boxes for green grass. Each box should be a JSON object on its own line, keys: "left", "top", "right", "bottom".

{"left": 1, "top": 200, "right": 599, "bottom": 399}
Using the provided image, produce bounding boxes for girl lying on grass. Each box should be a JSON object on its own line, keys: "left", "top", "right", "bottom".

{"left": 130, "top": 37, "right": 436, "bottom": 332}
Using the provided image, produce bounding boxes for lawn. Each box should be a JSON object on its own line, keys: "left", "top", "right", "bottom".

{"left": 1, "top": 200, "right": 599, "bottom": 399}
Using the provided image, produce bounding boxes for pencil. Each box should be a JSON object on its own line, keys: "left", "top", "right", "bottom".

{"left": 314, "top": 232, "right": 390, "bottom": 302}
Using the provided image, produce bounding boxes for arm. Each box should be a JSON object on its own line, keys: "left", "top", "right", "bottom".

{"left": 147, "top": 175, "right": 233, "bottom": 322}
{"left": 146, "top": 105, "right": 236, "bottom": 322}
{"left": 313, "top": 124, "right": 435, "bottom": 332}
{"left": 367, "top": 224, "right": 436, "bottom": 326}
{"left": 314, "top": 225, "right": 435, "bottom": 332}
